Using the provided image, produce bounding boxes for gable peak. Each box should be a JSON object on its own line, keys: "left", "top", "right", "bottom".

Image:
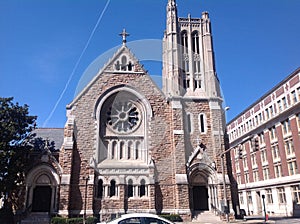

{"left": 103, "top": 45, "right": 145, "bottom": 73}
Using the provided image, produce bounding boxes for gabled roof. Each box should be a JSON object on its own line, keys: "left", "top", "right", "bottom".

{"left": 69, "top": 45, "right": 148, "bottom": 108}
{"left": 33, "top": 128, "right": 64, "bottom": 150}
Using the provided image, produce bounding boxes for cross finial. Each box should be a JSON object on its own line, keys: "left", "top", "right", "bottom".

{"left": 119, "top": 28, "right": 129, "bottom": 45}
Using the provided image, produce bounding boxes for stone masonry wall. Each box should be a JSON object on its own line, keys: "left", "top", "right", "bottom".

{"left": 65, "top": 70, "right": 177, "bottom": 215}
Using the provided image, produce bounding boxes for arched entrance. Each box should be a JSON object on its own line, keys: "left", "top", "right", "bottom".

{"left": 191, "top": 172, "right": 209, "bottom": 211}
{"left": 25, "top": 165, "right": 60, "bottom": 214}
{"left": 32, "top": 186, "right": 52, "bottom": 212}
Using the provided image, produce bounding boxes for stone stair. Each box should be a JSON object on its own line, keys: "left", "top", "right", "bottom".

{"left": 21, "top": 212, "right": 50, "bottom": 224}
{"left": 192, "top": 211, "right": 224, "bottom": 223}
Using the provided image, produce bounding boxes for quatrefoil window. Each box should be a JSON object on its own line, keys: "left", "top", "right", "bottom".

{"left": 106, "top": 101, "right": 141, "bottom": 133}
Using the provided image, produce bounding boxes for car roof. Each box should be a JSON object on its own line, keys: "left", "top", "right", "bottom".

{"left": 99, "top": 213, "right": 174, "bottom": 224}
{"left": 120, "top": 213, "right": 160, "bottom": 218}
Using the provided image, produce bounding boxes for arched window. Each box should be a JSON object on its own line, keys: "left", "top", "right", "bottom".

{"left": 127, "top": 179, "right": 133, "bottom": 198}
{"left": 128, "top": 141, "right": 133, "bottom": 159}
{"left": 194, "top": 74, "right": 201, "bottom": 89}
{"left": 181, "top": 31, "right": 190, "bottom": 90}
{"left": 192, "top": 31, "right": 199, "bottom": 54}
{"left": 140, "top": 179, "right": 146, "bottom": 197}
{"left": 120, "top": 141, "right": 125, "bottom": 159}
{"left": 99, "top": 89, "right": 148, "bottom": 164}
{"left": 111, "top": 141, "right": 117, "bottom": 159}
{"left": 199, "top": 113, "right": 207, "bottom": 133}
{"left": 115, "top": 61, "right": 120, "bottom": 70}
{"left": 181, "top": 30, "right": 188, "bottom": 54}
{"left": 128, "top": 62, "right": 133, "bottom": 71}
{"left": 110, "top": 180, "right": 116, "bottom": 197}
{"left": 193, "top": 60, "right": 201, "bottom": 74}
{"left": 121, "top": 56, "right": 127, "bottom": 71}
{"left": 187, "top": 113, "right": 192, "bottom": 133}
{"left": 135, "top": 141, "right": 140, "bottom": 160}
{"left": 97, "top": 179, "right": 103, "bottom": 198}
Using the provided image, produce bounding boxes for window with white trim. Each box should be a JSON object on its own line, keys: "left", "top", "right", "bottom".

{"left": 259, "top": 132, "right": 265, "bottom": 144}
{"left": 282, "top": 97, "right": 288, "bottom": 109}
{"left": 292, "top": 185, "right": 300, "bottom": 203}
{"left": 244, "top": 172, "right": 250, "bottom": 183}
{"left": 277, "top": 100, "right": 282, "bottom": 112}
{"left": 282, "top": 119, "right": 291, "bottom": 135}
{"left": 261, "top": 148, "right": 267, "bottom": 163}
{"left": 274, "top": 164, "right": 282, "bottom": 178}
{"left": 239, "top": 192, "right": 244, "bottom": 205}
{"left": 263, "top": 167, "right": 270, "bottom": 180}
{"left": 288, "top": 160, "right": 298, "bottom": 175}
{"left": 253, "top": 170, "right": 259, "bottom": 182}
{"left": 291, "top": 90, "right": 298, "bottom": 104}
{"left": 269, "top": 126, "right": 276, "bottom": 141}
{"left": 247, "top": 191, "right": 252, "bottom": 204}
{"left": 271, "top": 144, "right": 280, "bottom": 160}
{"left": 278, "top": 187, "right": 286, "bottom": 204}
{"left": 285, "top": 139, "right": 295, "bottom": 156}
{"left": 266, "top": 189, "right": 273, "bottom": 204}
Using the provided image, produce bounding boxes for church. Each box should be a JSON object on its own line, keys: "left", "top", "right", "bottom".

{"left": 21, "top": 0, "right": 232, "bottom": 222}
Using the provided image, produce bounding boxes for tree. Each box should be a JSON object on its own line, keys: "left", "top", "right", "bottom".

{"left": 0, "top": 97, "right": 36, "bottom": 215}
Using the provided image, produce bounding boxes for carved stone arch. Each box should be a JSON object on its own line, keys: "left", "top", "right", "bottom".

{"left": 107, "top": 176, "right": 120, "bottom": 185}
{"left": 188, "top": 162, "right": 217, "bottom": 184}
{"left": 126, "top": 175, "right": 137, "bottom": 185}
{"left": 137, "top": 176, "right": 150, "bottom": 185}
{"left": 94, "top": 85, "right": 153, "bottom": 120}
{"left": 36, "top": 174, "right": 51, "bottom": 185}
{"left": 25, "top": 164, "right": 60, "bottom": 213}
{"left": 94, "top": 85, "right": 153, "bottom": 165}
{"left": 26, "top": 164, "right": 60, "bottom": 187}
{"left": 188, "top": 162, "right": 219, "bottom": 212}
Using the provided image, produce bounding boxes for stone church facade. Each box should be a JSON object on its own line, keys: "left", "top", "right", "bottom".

{"left": 21, "top": 0, "right": 232, "bottom": 221}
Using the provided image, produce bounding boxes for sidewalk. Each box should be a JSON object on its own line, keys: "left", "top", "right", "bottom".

{"left": 229, "top": 215, "right": 275, "bottom": 223}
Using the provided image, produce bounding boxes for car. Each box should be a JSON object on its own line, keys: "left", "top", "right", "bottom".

{"left": 98, "top": 213, "right": 175, "bottom": 224}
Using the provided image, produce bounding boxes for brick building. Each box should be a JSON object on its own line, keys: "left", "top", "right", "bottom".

{"left": 20, "top": 0, "right": 232, "bottom": 222}
{"left": 227, "top": 68, "right": 300, "bottom": 217}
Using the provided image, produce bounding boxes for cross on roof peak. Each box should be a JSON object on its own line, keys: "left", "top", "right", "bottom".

{"left": 119, "top": 28, "right": 130, "bottom": 45}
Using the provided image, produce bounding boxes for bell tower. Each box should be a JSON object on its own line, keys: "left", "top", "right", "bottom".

{"left": 162, "top": 1, "right": 231, "bottom": 218}
{"left": 162, "top": 0, "right": 222, "bottom": 99}
{"left": 162, "top": 0, "right": 181, "bottom": 97}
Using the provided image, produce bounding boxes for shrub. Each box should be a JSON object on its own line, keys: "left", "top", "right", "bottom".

{"left": 51, "top": 216, "right": 97, "bottom": 224}
{"left": 67, "top": 217, "right": 82, "bottom": 224}
{"left": 51, "top": 217, "right": 67, "bottom": 224}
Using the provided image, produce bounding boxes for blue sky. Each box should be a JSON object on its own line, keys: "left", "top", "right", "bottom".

{"left": 1, "top": 0, "right": 299, "bottom": 127}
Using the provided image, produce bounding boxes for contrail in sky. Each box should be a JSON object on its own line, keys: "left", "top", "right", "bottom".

{"left": 43, "top": 0, "right": 111, "bottom": 127}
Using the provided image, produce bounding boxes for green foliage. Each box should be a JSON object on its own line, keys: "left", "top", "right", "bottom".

{"left": 86, "top": 217, "right": 97, "bottom": 224}
{"left": 0, "top": 97, "right": 36, "bottom": 210}
{"left": 51, "top": 217, "right": 67, "bottom": 224}
{"left": 31, "top": 137, "right": 56, "bottom": 152}
{"left": 160, "top": 214, "right": 183, "bottom": 222}
{"left": 51, "top": 216, "right": 97, "bottom": 224}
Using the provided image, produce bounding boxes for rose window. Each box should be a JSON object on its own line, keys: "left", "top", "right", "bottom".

{"left": 106, "top": 101, "right": 141, "bottom": 133}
